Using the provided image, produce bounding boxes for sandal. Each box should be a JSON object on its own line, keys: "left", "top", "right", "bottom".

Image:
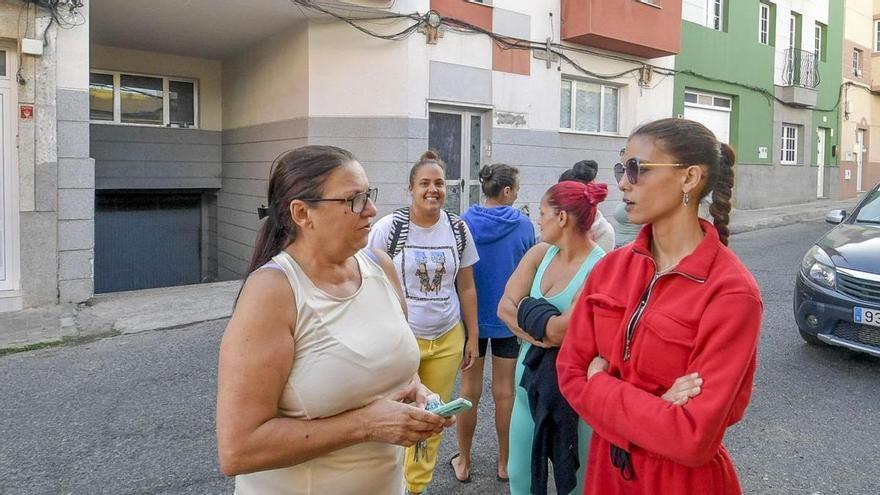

{"left": 449, "top": 453, "right": 472, "bottom": 483}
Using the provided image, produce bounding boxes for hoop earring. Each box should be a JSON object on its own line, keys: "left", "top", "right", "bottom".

{"left": 683, "top": 192, "right": 690, "bottom": 207}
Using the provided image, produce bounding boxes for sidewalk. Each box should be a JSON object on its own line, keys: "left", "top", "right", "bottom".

{"left": 0, "top": 196, "right": 865, "bottom": 354}
{"left": 0, "top": 280, "right": 241, "bottom": 354}
{"left": 728, "top": 197, "right": 861, "bottom": 234}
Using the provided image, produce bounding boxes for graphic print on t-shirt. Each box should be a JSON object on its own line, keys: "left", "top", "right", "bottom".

{"left": 402, "top": 245, "right": 457, "bottom": 302}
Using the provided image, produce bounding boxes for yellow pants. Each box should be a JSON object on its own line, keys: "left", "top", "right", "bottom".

{"left": 404, "top": 322, "right": 465, "bottom": 493}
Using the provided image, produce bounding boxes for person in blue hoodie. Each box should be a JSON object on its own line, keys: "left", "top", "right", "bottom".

{"left": 452, "top": 163, "right": 536, "bottom": 484}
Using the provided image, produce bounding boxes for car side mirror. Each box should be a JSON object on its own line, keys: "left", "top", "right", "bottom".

{"left": 825, "top": 209, "right": 846, "bottom": 224}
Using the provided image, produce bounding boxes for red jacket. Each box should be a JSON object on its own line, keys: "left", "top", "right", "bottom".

{"left": 557, "top": 220, "right": 763, "bottom": 495}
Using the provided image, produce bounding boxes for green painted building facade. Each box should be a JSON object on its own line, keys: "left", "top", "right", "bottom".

{"left": 674, "top": 0, "right": 843, "bottom": 208}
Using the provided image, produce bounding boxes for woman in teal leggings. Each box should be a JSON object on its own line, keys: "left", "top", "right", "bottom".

{"left": 498, "top": 180, "right": 607, "bottom": 494}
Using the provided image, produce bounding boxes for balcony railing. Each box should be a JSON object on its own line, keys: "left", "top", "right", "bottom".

{"left": 782, "top": 48, "right": 820, "bottom": 89}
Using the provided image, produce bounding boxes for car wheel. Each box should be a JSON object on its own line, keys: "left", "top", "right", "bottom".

{"left": 798, "top": 327, "right": 823, "bottom": 346}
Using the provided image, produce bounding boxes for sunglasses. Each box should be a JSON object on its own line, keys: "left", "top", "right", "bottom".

{"left": 296, "top": 188, "right": 378, "bottom": 214}
{"left": 613, "top": 157, "right": 687, "bottom": 185}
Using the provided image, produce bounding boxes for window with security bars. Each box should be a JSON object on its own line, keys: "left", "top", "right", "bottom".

{"left": 780, "top": 125, "right": 798, "bottom": 164}
{"left": 560, "top": 78, "right": 620, "bottom": 135}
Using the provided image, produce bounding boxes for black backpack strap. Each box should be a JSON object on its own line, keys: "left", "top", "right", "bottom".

{"left": 445, "top": 210, "right": 467, "bottom": 260}
{"left": 386, "top": 207, "right": 410, "bottom": 258}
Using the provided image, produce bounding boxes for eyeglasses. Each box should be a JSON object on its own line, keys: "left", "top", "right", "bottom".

{"left": 613, "top": 157, "right": 686, "bottom": 185}
{"left": 296, "top": 188, "right": 378, "bottom": 214}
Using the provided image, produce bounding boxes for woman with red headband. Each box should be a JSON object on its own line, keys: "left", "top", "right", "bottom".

{"left": 557, "top": 118, "right": 763, "bottom": 494}
{"left": 497, "top": 180, "right": 607, "bottom": 494}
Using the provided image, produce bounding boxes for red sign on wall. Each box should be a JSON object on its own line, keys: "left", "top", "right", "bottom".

{"left": 20, "top": 104, "right": 34, "bottom": 121}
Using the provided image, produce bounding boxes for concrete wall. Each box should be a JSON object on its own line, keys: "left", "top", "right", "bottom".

{"left": 222, "top": 23, "right": 309, "bottom": 130}
{"left": 90, "top": 44, "right": 222, "bottom": 131}
{"left": 0, "top": 0, "right": 92, "bottom": 310}
{"left": 218, "top": 119, "right": 308, "bottom": 279}
{"left": 91, "top": 125, "right": 221, "bottom": 190}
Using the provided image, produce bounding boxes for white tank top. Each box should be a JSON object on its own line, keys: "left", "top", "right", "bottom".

{"left": 234, "top": 250, "right": 420, "bottom": 495}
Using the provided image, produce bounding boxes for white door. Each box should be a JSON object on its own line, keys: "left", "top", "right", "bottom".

{"left": 856, "top": 129, "right": 865, "bottom": 192}
{"left": 0, "top": 46, "right": 16, "bottom": 294}
{"left": 683, "top": 106, "right": 730, "bottom": 143}
{"left": 428, "top": 108, "right": 485, "bottom": 214}
{"left": 816, "top": 128, "right": 826, "bottom": 198}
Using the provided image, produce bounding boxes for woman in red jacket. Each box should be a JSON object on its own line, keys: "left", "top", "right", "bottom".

{"left": 557, "top": 118, "right": 763, "bottom": 495}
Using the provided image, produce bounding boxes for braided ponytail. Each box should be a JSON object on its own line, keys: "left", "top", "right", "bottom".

{"left": 709, "top": 144, "right": 735, "bottom": 246}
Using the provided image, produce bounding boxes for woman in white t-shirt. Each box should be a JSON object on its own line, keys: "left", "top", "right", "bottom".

{"left": 367, "top": 150, "right": 480, "bottom": 495}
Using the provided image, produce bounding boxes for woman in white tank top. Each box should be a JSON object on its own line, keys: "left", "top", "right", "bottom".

{"left": 216, "top": 146, "right": 452, "bottom": 495}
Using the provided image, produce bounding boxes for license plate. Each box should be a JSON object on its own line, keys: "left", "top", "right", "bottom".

{"left": 853, "top": 307, "right": 880, "bottom": 328}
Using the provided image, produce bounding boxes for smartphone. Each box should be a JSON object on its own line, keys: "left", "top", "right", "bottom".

{"left": 428, "top": 397, "right": 473, "bottom": 417}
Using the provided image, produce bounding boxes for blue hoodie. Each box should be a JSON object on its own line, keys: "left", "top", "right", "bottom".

{"left": 462, "top": 205, "right": 536, "bottom": 339}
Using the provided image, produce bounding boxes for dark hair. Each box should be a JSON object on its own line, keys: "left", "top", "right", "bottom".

{"left": 247, "top": 145, "right": 355, "bottom": 276}
{"left": 478, "top": 163, "right": 519, "bottom": 198}
{"left": 630, "top": 118, "right": 736, "bottom": 246}
{"left": 409, "top": 150, "right": 446, "bottom": 187}
{"left": 559, "top": 160, "right": 598, "bottom": 184}
{"left": 546, "top": 181, "right": 609, "bottom": 233}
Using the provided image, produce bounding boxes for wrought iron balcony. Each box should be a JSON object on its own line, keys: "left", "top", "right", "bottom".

{"left": 782, "top": 48, "right": 820, "bottom": 89}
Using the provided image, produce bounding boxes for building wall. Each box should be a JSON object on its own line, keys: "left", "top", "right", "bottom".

{"left": 222, "top": 23, "right": 309, "bottom": 130}
{"left": 216, "top": 21, "right": 311, "bottom": 279}
{"left": 90, "top": 125, "right": 221, "bottom": 190}
{"left": 213, "top": 2, "right": 675, "bottom": 278}
{"left": 770, "top": 0, "right": 830, "bottom": 86}
{"left": 0, "top": 0, "right": 92, "bottom": 311}
{"left": 676, "top": 0, "right": 842, "bottom": 209}
{"left": 840, "top": 0, "right": 880, "bottom": 195}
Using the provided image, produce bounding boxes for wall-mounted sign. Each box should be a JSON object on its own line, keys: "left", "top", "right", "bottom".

{"left": 758, "top": 146, "right": 768, "bottom": 159}
{"left": 19, "top": 104, "right": 34, "bottom": 121}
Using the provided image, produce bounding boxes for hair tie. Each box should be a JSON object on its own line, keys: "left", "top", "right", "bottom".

{"left": 257, "top": 204, "right": 270, "bottom": 220}
{"left": 583, "top": 182, "right": 609, "bottom": 207}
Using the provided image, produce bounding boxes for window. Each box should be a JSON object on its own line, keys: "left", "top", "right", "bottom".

{"left": 560, "top": 78, "right": 620, "bottom": 134}
{"left": 758, "top": 3, "right": 770, "bottom": 45}
{"left": 876, "top": 20, "right": 880, "bottom": 52}
{"left": 684, "top": 90, "right": 732, "bottom": 109}
{"left": 89, "top": 72, "right": 114, "bottom": 121}
{"left": 789, "top": 14, "right": 797, "bottom": 49}
{"left": 781, "top": 124, "right": 798, "bottom": 164}
{"left": 88, "top": 70, "right": 198, "bottom": 127}
{"left": 853, "top": 49, "right": 863, "bottom": 77}
{"left": 707, "top": 0, "right": 723, "bottom": 31}
{"left": 814, "top": 24, "right": 821, "bottom": 59}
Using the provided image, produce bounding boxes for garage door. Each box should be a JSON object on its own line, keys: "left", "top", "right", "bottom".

{"left": 95, "top": 193, "right": 201, "bottom": 293}
{"left": 683, "top": 90, "right": 731, "bottom": 144}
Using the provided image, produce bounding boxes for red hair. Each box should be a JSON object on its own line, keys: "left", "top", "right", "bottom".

{"left": 546, "top": 181, "right": 608, "bottom": 233}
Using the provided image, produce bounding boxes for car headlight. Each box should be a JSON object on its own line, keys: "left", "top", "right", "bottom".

{"left": 801, "top": 245, "right": 836, "bottom": 289}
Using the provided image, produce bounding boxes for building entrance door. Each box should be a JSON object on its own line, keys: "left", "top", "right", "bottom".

{"left": 428, "top": 107, "right": 485, "bottom": 215}
{"left": 0, "top": 45, "right": 18, "bottom": 300}
{"left": 817, "top": 128, "right": 826, "bottom": 198}
{"left": 856, "top": 129, "right": 865, "bottom": 192}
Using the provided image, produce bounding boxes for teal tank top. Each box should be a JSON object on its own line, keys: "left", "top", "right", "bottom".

{"left": 529, "top": 245, "right": 605, "bottom": 312}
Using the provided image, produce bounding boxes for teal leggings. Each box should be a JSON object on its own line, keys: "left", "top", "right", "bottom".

{"left": 508, "top": 342, "right": 591, "bottom": 495}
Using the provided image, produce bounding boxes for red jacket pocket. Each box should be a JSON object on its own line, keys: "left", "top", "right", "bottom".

{"left": 634, "top": 311, "right": 697, "bottom": 389}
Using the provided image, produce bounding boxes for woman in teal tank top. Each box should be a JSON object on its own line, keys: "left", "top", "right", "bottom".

{"left": 498, "top": 181, "right": 609, "bottom": 494}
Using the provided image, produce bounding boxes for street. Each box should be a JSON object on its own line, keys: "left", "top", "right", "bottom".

{"left": 1, "top": 220, "right": 878, "bottom": 495}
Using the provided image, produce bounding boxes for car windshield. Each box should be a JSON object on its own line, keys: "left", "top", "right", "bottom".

{"left": 855, "top": 188, "right": 880, "bottom": 223}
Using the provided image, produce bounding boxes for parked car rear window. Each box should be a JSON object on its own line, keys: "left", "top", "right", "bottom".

{"left": 855, "top": 189, "right": 880, "bottom": 223}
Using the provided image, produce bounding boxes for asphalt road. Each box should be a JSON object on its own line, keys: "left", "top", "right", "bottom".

{"left": 1, "top": 220, "right": 877, "bottom": 494}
